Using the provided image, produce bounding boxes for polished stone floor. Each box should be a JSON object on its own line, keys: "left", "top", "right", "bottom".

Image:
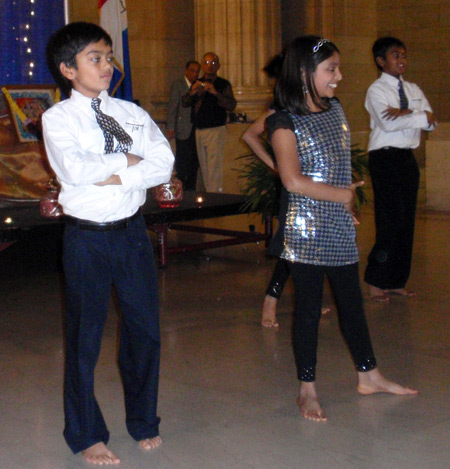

{"left": 0, "top": 208, "right": 449, "bottom": 469}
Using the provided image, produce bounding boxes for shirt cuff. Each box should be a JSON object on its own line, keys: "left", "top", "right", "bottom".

{"left": 412, "top": 110, "right": 430, "bottom": 128}
{"left": 109, "top": 152, "right": 128, "bottom": 174}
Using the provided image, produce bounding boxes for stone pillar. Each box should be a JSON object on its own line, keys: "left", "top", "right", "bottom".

{"left": 324, "top": 0, "right": 378, "bottom": 133}
{"left": 426, "top": 123, "right": 450, "bottom": 211}
{"left": 127, "top": 0, "right": 196, "bottom": 124}
{"left": 129, "top": 0, "right": 167, "bottom": 119}
{"left": 194, "top": 0, "right": 281, "bottom": 120}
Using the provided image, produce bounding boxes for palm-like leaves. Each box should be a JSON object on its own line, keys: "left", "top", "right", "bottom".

{"left": 237, "top": 138, "right": 369, "bottom": 217}
{"left": 236, "top": 139, "right": 281, "bottom": 217}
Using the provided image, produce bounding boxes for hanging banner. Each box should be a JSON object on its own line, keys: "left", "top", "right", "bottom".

{"left": 99, "top": 0, "right": 133, "bottom": 101}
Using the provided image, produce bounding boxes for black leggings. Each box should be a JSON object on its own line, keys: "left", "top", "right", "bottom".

{"left": 265, "top": 258, "right": 290, "bottom": 299}
{"left": 289, "top": 261, "right": 376, "bottom": 382}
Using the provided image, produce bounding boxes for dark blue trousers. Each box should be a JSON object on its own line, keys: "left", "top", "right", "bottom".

{"left": 62, "top": 214, "right": 161, "bottom": 453}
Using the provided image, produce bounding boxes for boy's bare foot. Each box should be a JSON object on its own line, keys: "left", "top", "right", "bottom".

{"left": 357, "top": 368, "right": 418, "bottom": 395}
{"left": 367, "top": 284, "right": 389, "bottom": 302}
{"left": 297, "top": 382, "right": 327, "bottom": 422}
{"left": 82, "top": 442, "right": 120, "bottom": 465}
{"left": 139, "top": 435, "right": 162, "bottom": 451}
{"left": 261, "top": 295, "right": 279, "bottom": 327}
{"left": 321, "top": 307, "right": 331, "bottom": 315}
{"left": 385, "top": 288, "right": 416, "bottom": 297}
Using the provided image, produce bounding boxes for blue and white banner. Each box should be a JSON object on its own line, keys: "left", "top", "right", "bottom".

{"left": 99, "top": 0, "right": 133, "bottom": 101}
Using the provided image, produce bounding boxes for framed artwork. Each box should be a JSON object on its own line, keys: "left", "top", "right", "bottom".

{"left": 1, "top": 85, "right": 59, "bottom": 142}
{"left": 0, "top": 93, "right": 9, "bottom": 119}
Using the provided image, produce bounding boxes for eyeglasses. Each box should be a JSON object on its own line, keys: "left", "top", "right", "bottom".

{"left": 203, "top": 60, "right": 218, "bottom": 65}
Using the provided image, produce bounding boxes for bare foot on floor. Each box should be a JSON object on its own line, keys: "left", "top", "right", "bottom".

{"left": 367, "top": 284, "right": 389, "bottom": 302}
{"left": 297, "top": 382, "right": 327, "bottom": 422}
{"left": 82, "top": 442, "right": 120, "bottom": 465}
{"left": 357, "top": 368, "right": 418, "bottom": 396}
{"left": 385, "top": 288, "right": 416, "bottom": 297}
{"left": 261, "top": 295, "right": 279, "bottom": 328}
{"left": 321, "top": 307, "right": 331, "bottom": 315}
{"left": 139, "top": 436, "right": 162, "bottom": 451}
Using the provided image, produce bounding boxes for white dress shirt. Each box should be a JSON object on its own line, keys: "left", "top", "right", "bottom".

{"left": 43, "top": 89, "right": 174, "bottom": 222}
{"left": 365, "top": 72, "right": 436, "bottom": 151}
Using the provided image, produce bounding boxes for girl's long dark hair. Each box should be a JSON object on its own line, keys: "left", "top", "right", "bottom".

{"left": 273, "top": 35, "right": 340, "bottom": 115}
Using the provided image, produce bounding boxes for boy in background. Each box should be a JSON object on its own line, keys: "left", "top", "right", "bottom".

{"left": 364, "top": 37, "right": 437, "bottom": 302}
{"left": 43, "top": 22, "right": 174, "bottom": 465}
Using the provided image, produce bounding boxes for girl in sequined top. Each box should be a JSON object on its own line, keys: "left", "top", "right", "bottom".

{"left": 266, "top": 35, "right": 418, "bottom": 422}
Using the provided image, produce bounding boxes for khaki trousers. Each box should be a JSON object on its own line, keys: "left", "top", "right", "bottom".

{"left": 195, "top": 125, "right": 227, "bottom": 192}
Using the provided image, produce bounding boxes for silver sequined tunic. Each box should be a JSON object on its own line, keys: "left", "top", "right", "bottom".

{"left": 267, "top": 99, "right": 359, "bottom": 266}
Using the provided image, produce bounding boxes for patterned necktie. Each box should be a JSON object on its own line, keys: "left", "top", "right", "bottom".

{"left": 91, "top": 98, "right": 133, "bottom": 153}
{"left": 398, "top": 79, "right": 409, "bottom": 110}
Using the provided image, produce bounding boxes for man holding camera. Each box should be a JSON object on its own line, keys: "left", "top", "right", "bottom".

{"left": 182, "top": 52, "right": 236, "bottom": 192}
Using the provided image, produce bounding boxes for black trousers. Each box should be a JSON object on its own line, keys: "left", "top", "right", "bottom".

{"left": 289, "top": 262, "right": 376, "bottom": 382}
{"left": 364, "top": 147, "right": 420, "bottom": 290}
{"left": 175, "top": 127, "right": 199, "bottom": 191}
{"left": 62, "top": 215, "right": 161, "bottom": 453}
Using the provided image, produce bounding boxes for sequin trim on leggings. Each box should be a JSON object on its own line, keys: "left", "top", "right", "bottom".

{"left": 299, "top": 366, "right": 316, "bottom": 382}
{"left": 266, "top": 280, "right": 284, "bottom": 299}
{"left": 355, "top": 356, "right": 377, "bottom": 372}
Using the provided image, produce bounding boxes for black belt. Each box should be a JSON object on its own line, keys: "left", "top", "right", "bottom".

{"left": 65, "top": 210, "right": 141, "bottom": 231}
{"left": 378, "top": 147, "right": 411, "bottom": 151}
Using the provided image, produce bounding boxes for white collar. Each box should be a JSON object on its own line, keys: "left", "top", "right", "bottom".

{"left": 70, "top": 88, "right": 110, "bottom": 108}
{"left": 380, "top": 72, "right": 405, "bottom": 86}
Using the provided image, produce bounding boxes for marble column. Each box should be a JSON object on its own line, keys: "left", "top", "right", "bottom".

{"left": 194, "top": 0, "right": 281, "bottom": 120}
{"left": 122, "top": 0, "right": 196, "bottom": 124}
{"left": 128, "top": 0, "right": 167, "bottom": 119}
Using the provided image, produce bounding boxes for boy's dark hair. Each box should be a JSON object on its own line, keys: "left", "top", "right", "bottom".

{"left": 372, "top": 36, "right": 406, "bottom": 71}
{"left": 185, "top": 60, "right": 200, "bottom": 69}
{"left": 46, "top": 21, "right": 112, "bottom": 95}
{"left": 274, "top": 35, "right": 340, "bottom": 115}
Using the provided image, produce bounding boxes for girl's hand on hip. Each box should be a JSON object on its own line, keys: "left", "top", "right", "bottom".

{"left": 344, "top": 181, "right": 364, "bottom": 223}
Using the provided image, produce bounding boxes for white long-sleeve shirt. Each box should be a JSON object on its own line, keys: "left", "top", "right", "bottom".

{"left": 365, "top": 72, "right": 436, "bottom": 151}
{"left": 42, "top": 89, "right": 174, "bottom": 222}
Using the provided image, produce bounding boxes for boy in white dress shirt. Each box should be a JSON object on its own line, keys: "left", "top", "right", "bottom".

{"left": 43, "top": 22, "right": 174, "bottom": 465}
{"left": 363, "top": 37, "right": 437, "bottom": 302}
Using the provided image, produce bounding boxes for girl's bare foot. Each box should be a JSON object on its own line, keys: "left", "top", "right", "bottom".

{"left": 297, "top": 382, "right": 327, "bottom": 422}
{"left": 139, "top": 435, "right": 162, "bottom": 451}
{"left": 385, "top": 288, "right": 416, "bottom": 297}
{"left": 261, "top": 295, "right": 279, "bottom": 327}
{"left": 82, "top": 442, "right": 120, "bottom": 465}
{"left": 357, "top": 368, "right": 418, "bottom": 395}
{"left": 367, "top": 284, "right": 389, "bottom": 302}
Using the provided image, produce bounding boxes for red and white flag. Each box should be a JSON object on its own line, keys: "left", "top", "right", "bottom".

{"left": 99, "top": 0, "right": 133, "bottom": 101}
